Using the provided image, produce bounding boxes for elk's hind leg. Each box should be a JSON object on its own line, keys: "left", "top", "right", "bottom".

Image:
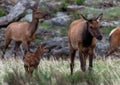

{"left": 105, "top": 38, "right": 119, "bottom": 57}
{"left": 2, "top": 38, "right": 11, "bottom": 59}
{"left": 70, "top": 48, "right": 76, "bottom": 75}
{"left": 13, "top": 42, "right": 21, "bottom": 58}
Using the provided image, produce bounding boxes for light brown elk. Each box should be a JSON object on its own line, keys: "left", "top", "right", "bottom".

{"left": 68, "top": 13, "right": 103, "bottom": 75}
{"left": 106, "top": 26, "right": 120, "bottom": 57}
{"left": 23, "top": 44, "right": 49, "bottom": 79}
{"left": 2, "top": 8, "right": 48, "bottom": 59}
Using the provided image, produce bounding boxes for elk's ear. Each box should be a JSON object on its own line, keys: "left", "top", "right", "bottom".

{"left": 80, "top": 14, "right": 88, "bottom": 21}
{"left": 41, "top": 44, "right": 46, "bottom": 48}
{"left": 96, "top": 13, "right": 103, "bottom": 22}
{"left": 32, "top": 2, "right": 38, "bottom": 11}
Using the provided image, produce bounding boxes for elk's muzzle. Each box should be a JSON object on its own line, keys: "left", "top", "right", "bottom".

{"left": 96, "top": 35, "right": 102, "bottom": 40}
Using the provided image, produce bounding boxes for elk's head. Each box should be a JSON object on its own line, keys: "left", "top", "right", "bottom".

{"left": 32, "top": 8, "right": 48, "bottom": 19}
{"left": 81, "top": 13, "right": 103, "bottom": 40}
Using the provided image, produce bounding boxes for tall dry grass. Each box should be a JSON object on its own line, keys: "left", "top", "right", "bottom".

{"left": 0, "top": 58, "right": 120, "bottom": 85}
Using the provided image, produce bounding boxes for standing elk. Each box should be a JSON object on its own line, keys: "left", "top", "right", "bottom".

{"left": 68, "top": 13, "right": 103, "bottom": 74}
{"left": 106, "top": 26, "right": 120, "bottom": 57}
{"left": 23, "top": 44, "right": 49, "bottom": 80}
{"left": 2, "top": 7, "right": 48, "bottom": 59}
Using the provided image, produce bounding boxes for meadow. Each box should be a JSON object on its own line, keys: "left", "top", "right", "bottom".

{"left": 0, "top": 57, "right": 120, "bottom": 85}
{"left": 0, "top": 0, "right": 120, "bottom": 85}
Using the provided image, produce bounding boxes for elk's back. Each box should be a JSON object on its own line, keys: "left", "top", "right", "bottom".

{"left": 109, "top": 26, "right": 120, "bottom": 43}
{"left": 5, "top": 22, "right": 30, "bottom": 41}
{"left": 68, "top": 19, "right": 86, "bottom": 50}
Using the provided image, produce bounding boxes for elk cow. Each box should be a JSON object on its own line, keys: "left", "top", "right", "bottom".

{"left": 23, "top": 44, "right": 49, "bottom": 79}
{"left": 2, "top": 7, "right": 48, "bottom": 59}
{"left": 68, "top": 13, "right": 103, "bottom": 74}
{"left": 106, "top": 26, "right": 120, "bottom": 57}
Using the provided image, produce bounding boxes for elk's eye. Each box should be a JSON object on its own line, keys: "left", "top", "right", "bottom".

{"left": 90, "top": 27, "right": 93, "bottom": 29}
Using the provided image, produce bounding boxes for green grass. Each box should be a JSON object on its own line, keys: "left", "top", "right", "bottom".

{"left": 84, "top": 0, "right": 103, "bottom": 6}
{"left": 34, "top": 37, "right": 43, "bottom": 42}
{"left": 72, "top": 6, "right": 120, "bottom": 21}
{"left": 0, "top": 9, "right": 7, "bottom": 17}
{"left": 101, "top": 26, "right": 116, "bottom": 35}
{"left": 40, "top": 22, "right": 68, "bottom": 36}
{"left": 0, "top": 58, "right": 120, "bottom": 85}
{"left": 40, "top": 22, "right": 53, "bottom": 30}
{"left": 103, "top": 7, "right": 120, "bottom": 20}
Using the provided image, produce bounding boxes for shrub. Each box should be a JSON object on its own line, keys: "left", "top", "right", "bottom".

{"left": 76, "top": 0, "right": 85, "bottom": 5}
{"left": 0, "top": 9, "right": 7, "bottom": 17}
{"left": 60, "top": 2, "right": 68, "bottom": 12}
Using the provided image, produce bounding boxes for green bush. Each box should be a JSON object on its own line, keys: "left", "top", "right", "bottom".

{"left": 60, "top": 2, "right": 68, "bottom": 12}
{"left": 101, "top": 26, "right": 116, "bottom": 35}
{"left": 76, "top": 0, "right": 85, "bottom": 5}
{"left": 0, "top": 9, "right": 6, "bottom": 17}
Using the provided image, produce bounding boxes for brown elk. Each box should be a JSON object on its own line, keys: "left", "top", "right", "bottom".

{"left": 2, "top": 7, "right": 48, "bottom": 59}
{"left": 68, "top": 13, "right": 103, "bottom": 74}
{"left": 23, "top": 44, "right": 49, "bottom": 79}
{"left": 105, "top": 26, "right": 120, "bottom": 57}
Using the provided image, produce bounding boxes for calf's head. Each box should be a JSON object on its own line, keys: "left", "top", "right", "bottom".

{"left": 37, "top": 44, "right": 49, "bottom": 55}
{"left": 81, "top": 13, "right": 103, "bottom": 40}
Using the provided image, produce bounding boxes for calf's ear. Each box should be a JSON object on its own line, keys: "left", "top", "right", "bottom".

{"left": 40, "top": 44, "right": 46, "bottom": 49}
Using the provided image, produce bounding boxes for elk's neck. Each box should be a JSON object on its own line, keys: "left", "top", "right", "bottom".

{"left": 29, "top": 18, "right": 39, "bottom": 37}
{"left": 82, "top": 22, "right": 93, "bottom": 47}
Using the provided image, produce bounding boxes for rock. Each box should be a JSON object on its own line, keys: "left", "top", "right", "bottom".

{"left": 67, "top": 5, "right": 85, "bottom": 12}
{"left": 35, "top": 28, "right": 60, "bottom": 40}
{"left": 0, "top": 0, "right": 36, "bottom": 27}
{"left": 20, "top": 13, "right": 32, "bottom": 22}
{"left": 41, "top": 37, "right": 69, "bottom": 57}
{"left": 95, "top": 36, "right": 109, "bottom": 56}
{"left": 101, "top": 21, "right": 120, "bottom": 27}
{"left": 45, "top": 12, "right": 71, "bottom": 26}
{"left": 46, "top": 1, "right": 62, "bottom": 12}
{"left": 52, "top": 47, "right": 69, "bottom": 56}
{"left": 0, "top": 0, "right": 18, "bottom": 12}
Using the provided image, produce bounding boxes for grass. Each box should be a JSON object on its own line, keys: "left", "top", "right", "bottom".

{"left": 101, "top": 26, "right": 116, "bottom": 35}
{"left": 0, "top": 58, "right": 120, "bottom": 85}
{"left": 40, "top": 22, "right": 68, "bottom": 36}
{"left": 82, "top": 7, "right": 120, "bottom": 21}
{"left": 103, "top": 7, "right": 120, "bottom": 20}
{"left": 0, "top": 9, "right": 7, "bottom": 17}
{"left": 34, "top": 37, "right": 43, "bottom": 43}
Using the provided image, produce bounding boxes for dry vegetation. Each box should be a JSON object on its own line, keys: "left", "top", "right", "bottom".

{"left": 0, "top": 58, "right": 120, "bottom": 85}
{"left": 0, "top": 0, "right": 120, "bottom": 85}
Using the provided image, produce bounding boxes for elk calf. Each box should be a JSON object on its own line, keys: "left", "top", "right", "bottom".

{"left": 68, "top": 13, "right": 103, "bottom": 74}
{"left": 23, "top": 44, "right": 48, "bottom": 79}
{"left": 2, "top": 7, "right": 48, "bottom": 59}
{"left": 106, "top": 26, "right": 120, "bottom": 57}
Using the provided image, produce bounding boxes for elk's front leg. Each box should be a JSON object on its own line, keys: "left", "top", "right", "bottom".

{"left": 79, "top": 51, "right": 86, "bottom": 72}
{"left": 88, "top": 50, "right": 94, "bottom": 71}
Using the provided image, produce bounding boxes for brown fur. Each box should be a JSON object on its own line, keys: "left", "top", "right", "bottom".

{"left": 68, "top": 13, "right": 103, "bottom": 74}
{"left": 2, "top": 8, "right": 47, "bottom": 59}
{"left": 106, "top": 26, "right": 120, "bottom": 57}
{"left": 23, "top": 45, "right": 48, "bottom": 79}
